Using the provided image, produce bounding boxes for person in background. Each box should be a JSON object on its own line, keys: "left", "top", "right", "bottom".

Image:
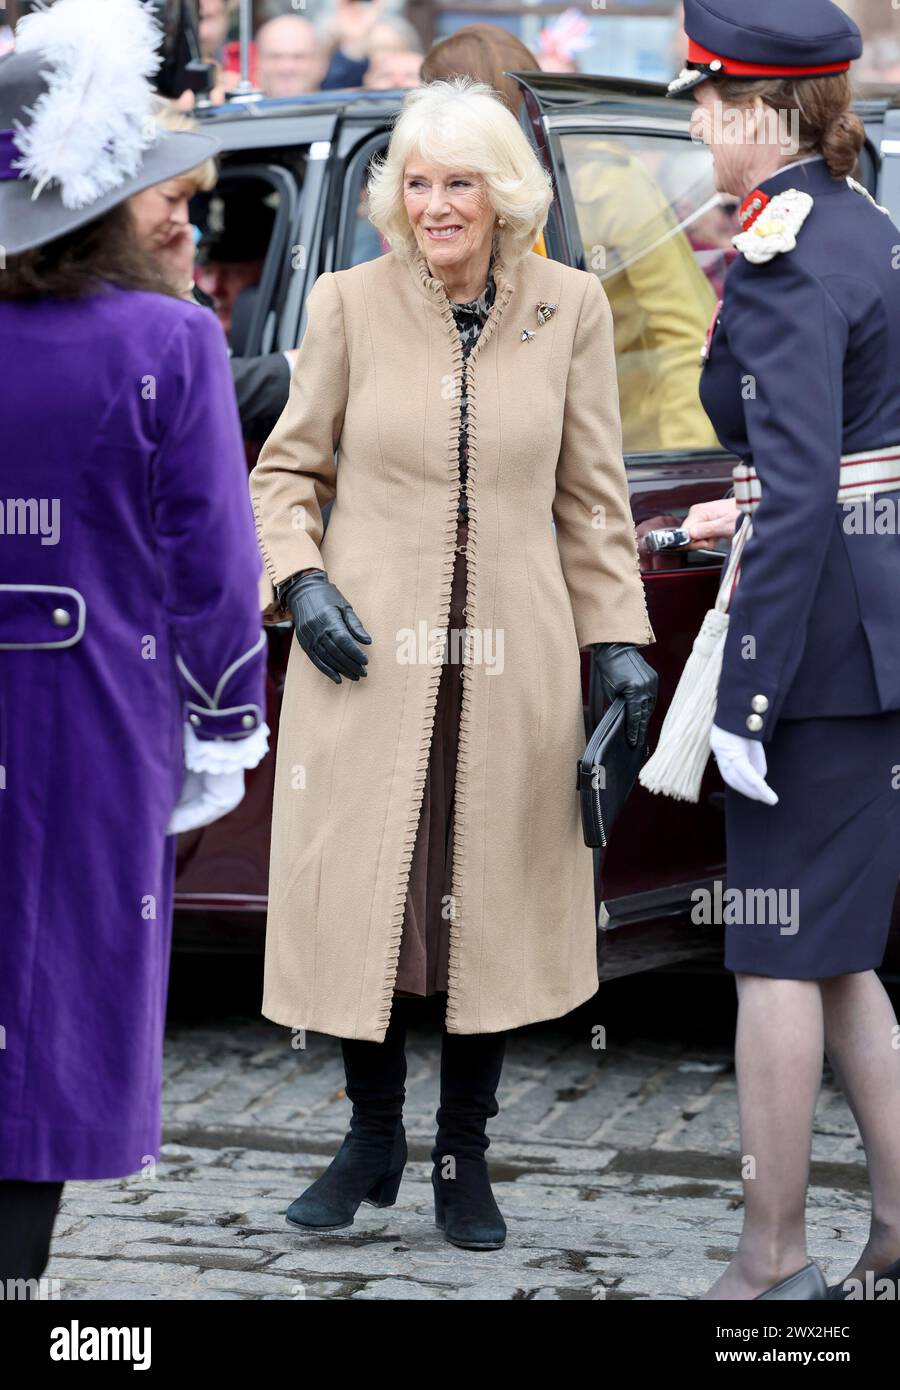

{"left": 198, "top": 0, "right": 229, "bottom": 65}
{"left": 129, "top": 108, "right": 295, "bottom": 442}
{"left": 567, "top": 139, "right": 719, "bottom": 451}
{"left": 362, "top": 44, "right": 422, "bottom": 91}
{"left": 195, "top": 183, "right": 273, "bottom": 339}
{"left": 535, "top": 6, "right": 592, "bottom": 74}
{"left": 680, "top": 196, "right": 741, "bottom": 300}
{"left": 255, "top": 12, "right": 327, "bottom": 97}
{"left": 216, "top": 1, "right": 420, "bottom": 97}
{"left": 127, "top": 104, "right": 219, "bottom": 290}
{"left": 320, "top": 3, "right": 423, "bottom": 89}
{"left": 0, "top": 0, "right": 268, "bottom": 1283}
{"left": 192, "top": 0, "right": 240, "bottom": 100}
{"left": 422, "top": 23, "right": 534, "bottom": 122}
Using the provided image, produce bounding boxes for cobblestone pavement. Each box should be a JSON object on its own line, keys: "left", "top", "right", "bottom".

{"left": 44, "top": 982, "right": 876, "bottom": 1301}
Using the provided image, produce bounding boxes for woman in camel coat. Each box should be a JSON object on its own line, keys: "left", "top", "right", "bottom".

{"left": 250, "top": 78, "right": 656, "bottom": 1250}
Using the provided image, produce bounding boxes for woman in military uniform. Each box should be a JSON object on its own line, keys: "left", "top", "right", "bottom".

{"left": 670, "top": 0, "right": 900, "bottom": 1300}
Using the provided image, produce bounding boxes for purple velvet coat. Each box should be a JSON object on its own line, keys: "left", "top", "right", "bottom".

{"left": 0, "top": 285, "right": 266, "bottom": 1181}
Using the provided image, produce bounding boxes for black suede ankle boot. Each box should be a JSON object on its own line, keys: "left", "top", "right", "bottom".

{"left": 286, "top": 1012, "right": 408, "bottom": 1232}
{"left": 431, "top": 1028, "right": 508, "bottom": 1250}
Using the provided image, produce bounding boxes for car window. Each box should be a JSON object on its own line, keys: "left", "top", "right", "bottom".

{"left": 192, "top": 175, "right": 279, "bottom": 354}
{"left": 339, "top": 144, "right": 393, "bottom": 269}
{"left": 559, "top": 132, "right": 739, "bottom": 454}
{"left": 191, "top": 163, "right": 299, "bottom": 356}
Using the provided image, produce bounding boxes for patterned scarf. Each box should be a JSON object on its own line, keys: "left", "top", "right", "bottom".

{"left": 449, "top": 255, "right": 497, "bottom": 518}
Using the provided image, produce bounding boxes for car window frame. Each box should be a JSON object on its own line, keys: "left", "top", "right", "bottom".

{"left": 196, "top": 162, "right": 300, "bottom": 357}
{"left": 332, "top": 128, "right": 394, "bottom": 273}
{"left": 545, "top": 114, "right": 734, "bottom": 465}
{"left": 279, "top": 138, "right": 334, "bottom": 348}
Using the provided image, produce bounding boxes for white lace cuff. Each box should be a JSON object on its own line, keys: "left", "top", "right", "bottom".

{"left": 183, "top": 721, "right": 270, "bottom": 774}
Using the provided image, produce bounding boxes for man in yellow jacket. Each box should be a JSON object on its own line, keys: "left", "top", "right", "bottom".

{"left": 536, "top": 139, "right": 718, "bottom": 452}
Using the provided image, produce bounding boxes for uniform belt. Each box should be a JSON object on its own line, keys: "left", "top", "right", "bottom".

{"left": 733, "top": 444, "right": 900, "bottom": 515}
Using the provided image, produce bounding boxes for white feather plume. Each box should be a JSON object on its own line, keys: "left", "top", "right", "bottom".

{"left": 13, "top": 0, "right": 164, "bottom": 210}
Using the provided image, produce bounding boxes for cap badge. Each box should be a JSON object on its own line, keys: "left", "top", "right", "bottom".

{"left": 667, "top": 66, "right": 701, "bottom": 95}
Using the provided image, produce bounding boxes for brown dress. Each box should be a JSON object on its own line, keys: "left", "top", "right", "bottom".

{"left": 393, "top": 260, "right": 497, "bottom": 998}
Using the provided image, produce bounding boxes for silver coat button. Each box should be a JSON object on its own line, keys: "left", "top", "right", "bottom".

{"left": 189, "top": 713, "right": 201, "bottom": 726}
{"left": 241, "top": 714, "right": 256, "bottom": 729}
{"left": 746, "top": 713, "right": 764, "bottom": 733}
{"left": 751, "top": 694, "right": 769, "bottom": 714}
{"left": 51, "top": 607, "right": 71, "bottom": 627}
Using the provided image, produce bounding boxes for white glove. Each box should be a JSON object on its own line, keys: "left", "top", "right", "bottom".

{"left": 166, "top": 721, "right": 270, "bottom": 835}
{"left": 166, "top": 767, "right": 246, "bottom": 835}
{"left": 710, "top": 723, "right": 779, "bottom": 806}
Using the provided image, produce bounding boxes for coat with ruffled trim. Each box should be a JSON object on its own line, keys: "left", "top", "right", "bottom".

{"left": 250, "top": 247, "right": 654, "bottom": 1041}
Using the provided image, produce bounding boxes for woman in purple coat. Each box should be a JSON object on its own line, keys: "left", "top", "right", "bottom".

{"left": 0, "top": 2, "right": 268, "bottom": 1281}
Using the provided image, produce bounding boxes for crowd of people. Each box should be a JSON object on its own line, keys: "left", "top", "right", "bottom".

{"left": 190, "top": 0, "right": 591, "bottom": 104}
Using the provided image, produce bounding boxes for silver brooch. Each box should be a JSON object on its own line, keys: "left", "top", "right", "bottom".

{"left": 521, "top": 328, "right": 535, "bottom": 343}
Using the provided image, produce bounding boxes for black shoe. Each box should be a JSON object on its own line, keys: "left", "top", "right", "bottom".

{"left": 286, "top": 1124, "right": 407, "bottom": 1231}
{"left": 286, "top": 1013, "right": 408, "bottom": 1233}
{"left": 754, "top": 1263, "right": 828, "bottom": 1300}
{"left": 827, "top": 1255, "right": 900, "bottom": 1300}
{"left": 431, "top": 1028, "right": 508, "bottom": 1251}
{"left": 432, "top": 1157, "right": 506, "bottom": 1250}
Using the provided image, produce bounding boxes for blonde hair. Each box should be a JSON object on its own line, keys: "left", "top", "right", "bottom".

{"left": 152, "top": 101, "right": 219, "bottom": 195}
{"left": 366, "top": 77, "right": 553, "bottom": 265}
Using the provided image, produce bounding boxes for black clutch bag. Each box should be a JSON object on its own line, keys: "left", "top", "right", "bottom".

{"left": 576, "top": 697, "right": 648, "bottom": 848}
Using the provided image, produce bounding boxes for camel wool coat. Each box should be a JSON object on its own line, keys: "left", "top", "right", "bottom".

{"left": 249, "top": 244, "right": 654, "bottom": 1042}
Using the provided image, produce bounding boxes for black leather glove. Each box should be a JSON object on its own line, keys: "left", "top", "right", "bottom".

{"left": 279, "top": 569, "right": 371, "bottom": 684}
{"left": 592, "top": 642, "right": 658, "bottom": 748}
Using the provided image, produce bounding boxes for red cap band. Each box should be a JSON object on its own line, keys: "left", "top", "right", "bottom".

{"left": 687, "top": 37, "right": 850, "bottom": 79}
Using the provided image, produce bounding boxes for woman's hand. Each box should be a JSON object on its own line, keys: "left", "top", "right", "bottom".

{"left": 154, "top": 222, "right": 197, "bottom": 297}
{"left": 327, "top": 0, "right": 386, "bottom": 60}
{"left": 592, "top": 643, "right": 658, "bottom": 748}
{"left": 280, "top": 569, "right": 371, "bottom": 684}
{"left": 684, "top": 496, "right": 739, "bottom": 548}
{"left": 710, "top": 724, "right": 778, "bottom": 805}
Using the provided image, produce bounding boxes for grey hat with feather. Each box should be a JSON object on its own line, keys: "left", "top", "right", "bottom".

{"left": 0, "top": 0, "right": 219, "bottom": 257}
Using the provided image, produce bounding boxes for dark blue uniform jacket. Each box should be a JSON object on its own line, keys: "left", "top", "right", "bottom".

{"left": 700, "top": 155, "right": 900, "bottom": 740}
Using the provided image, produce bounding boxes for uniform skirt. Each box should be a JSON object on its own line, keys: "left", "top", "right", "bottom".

{"left": 724, "top": 711, "right": 900, "bottom": 978}
{"left": 394, "top": 515, "right": 468, "bottom": 998}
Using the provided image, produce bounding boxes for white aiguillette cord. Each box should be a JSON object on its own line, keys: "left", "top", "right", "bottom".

{"left": 638, "top": 517, "right": 752, "bottom": 804}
